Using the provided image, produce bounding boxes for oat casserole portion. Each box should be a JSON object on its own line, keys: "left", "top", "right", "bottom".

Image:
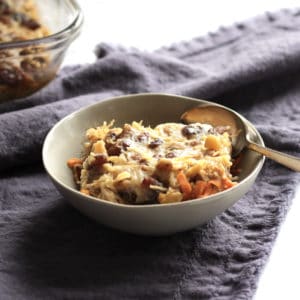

{"left": 0, "top": 0, "right": 52, "bottom": 101}
{"left": 0, "top": 0, "right": 49, "bottom": 43}
{"left": 68, "top": 121, "right": 237, "bottom": 204}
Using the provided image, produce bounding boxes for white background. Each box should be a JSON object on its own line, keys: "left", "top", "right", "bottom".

{"left": 68, "top": 1, "right": 300, "bottom": 299}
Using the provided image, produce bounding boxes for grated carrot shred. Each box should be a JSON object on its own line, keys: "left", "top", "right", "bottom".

{"left": 67, "top": 157, "right": 82, "bottom": 168}
{"left": 177, "top": 171, "right": 192, "bottom": 200}
{"left": 222, "top": 178, "right": 236, "bottom": 189}
{"left": 192, "top": 180, "right": 207, "bottom": 198}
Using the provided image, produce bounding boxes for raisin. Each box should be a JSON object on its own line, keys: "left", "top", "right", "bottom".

{"left": 131, "top": 153, "right": 142, "bottom": 161}
{"left": 87, "top": 166, "right": 101, "bottom": 184}
{"left": 143, "top": 190, "right": 159, "bottom": 204}
{"left": 22, "top": 18, "right": 40, "bottom": 30}
{"left": 106, "top": 144, "right": 121, "bottom": 156}
{"left": 105, "top": 131, "right": 123, "bottom": 156}
{"left": 12, "top": 12, "right": 40, "bottom": 30}
{"left": 166, "top": 152, "right": 176, "bottom": 158}
{"left": 0, "top": 1, "right": 10, "bottom": 14}
{"left": 21, "top": 57, "right": 46, "bottom": 72}
{"left": 106, "top": 131, "right": 117, "bottom": 142}
{"left": 139, "top": 158, "right": 148, "bottom": 165}
{"left": 214, "top": 126, "right": 230, "bottom": 135}
{"left": 0, "top": 63, "right": 23, "bottom": 85}
{"left": 137, "top": 132, "right": 149, "bottom": 143}
{"left": 72, "top": 164, "right": 82, "bottom": 186}
{"left": 149, "top": 138, "right": 163, "bottom": 149}
{"left": 93, "top": 153, "right": 107, "bottom": 166}
{"left": 181, "top": 125, "right": 202, "bottom": 138}
{"left": 142, "top": 177, "right": 161, "bottom": 188}
{"left": 19, "top": 47, "right": 42, "bottom": 56}
{"left": 118, "top": 190, "right": 137, "bottom": 204}
{"left": 121, "top": 138, "right": 132, "bottom": 149}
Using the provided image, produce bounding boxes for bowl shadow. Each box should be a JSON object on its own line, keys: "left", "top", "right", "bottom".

{"left": 14, "top": 200, "right": 201, "bottom": 295}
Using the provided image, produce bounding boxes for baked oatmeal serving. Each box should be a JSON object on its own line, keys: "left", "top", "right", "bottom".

{"left": 0, "top": 0, "right": 51, "bottom": 101}
{"left": 0, "top": 0, "right": 49, "bottom": 42}
{"left": 68, "top": 121, "right": 238, "bottom": 205}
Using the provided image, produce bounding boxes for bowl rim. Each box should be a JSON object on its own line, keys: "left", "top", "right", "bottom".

{"left": 42, "top": 92, "right": 265, "bottom": 209}
{"left": 0, "top": 0, "right": 83, "bottom": 50}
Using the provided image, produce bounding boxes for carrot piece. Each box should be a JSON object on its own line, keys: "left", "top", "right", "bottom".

{"left": 222, "top": 178, "right": 236, "bottom": 189}
{"left": 192, "top": 180, "right": 223, "bottom": 199}
{"left": 192, "top": 180, "right": 207, "bottom": 198}
{"left": 80, "top": 189, "right": 90, "bottom": 195}
{"left": 203, "top": 183, "right": 214, "bottom": 196}
{"left": 67, "top": 157, "right": 82, "bottom": 168}
{"left": 208, "top": 179, "right": 222, "bottom": 190}
{"left": 177, "top": 171, "right": 192, "bottom": 200}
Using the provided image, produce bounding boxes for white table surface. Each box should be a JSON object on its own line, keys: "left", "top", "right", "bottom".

{"left": 66, "top": 1, "right": 300, "bottom": 299}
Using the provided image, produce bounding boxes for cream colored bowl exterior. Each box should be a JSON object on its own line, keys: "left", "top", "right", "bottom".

{"left": 42, "top": 93, "right": 265, "bottom": 235}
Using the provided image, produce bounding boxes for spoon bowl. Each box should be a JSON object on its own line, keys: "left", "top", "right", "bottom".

{"left": 181, "top": 104, "right": 300, "bottom": 172}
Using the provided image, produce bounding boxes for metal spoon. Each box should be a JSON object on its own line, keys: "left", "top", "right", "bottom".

{"left": 181, "top": 104, "right": 300, "bottom": 172}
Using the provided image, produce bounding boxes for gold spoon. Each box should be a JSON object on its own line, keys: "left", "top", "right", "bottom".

{"left": 181, "top": 104, "right": 300, "bottom": 172}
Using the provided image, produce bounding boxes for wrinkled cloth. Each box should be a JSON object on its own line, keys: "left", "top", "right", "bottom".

{"left": 1, "top": 8, "right": 300, "bottom": 300}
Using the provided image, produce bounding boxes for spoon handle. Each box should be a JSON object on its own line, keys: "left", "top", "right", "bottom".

{"left": 247, "top": 142, "right": 300, "bottom": 172}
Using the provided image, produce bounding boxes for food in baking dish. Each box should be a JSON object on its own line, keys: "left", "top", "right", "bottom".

{"left": 0, "top": 0, "right": 51, "bottom": 101}
{"left": 67, "top": 121, "right": 237, "bottom": 204}
{"left": 0, "top": 0, "right": 49, "bottom": 43}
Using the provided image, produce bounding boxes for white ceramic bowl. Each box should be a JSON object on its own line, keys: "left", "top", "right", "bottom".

{"left": 42, "top": 93, "right": 265, "bottom": 235}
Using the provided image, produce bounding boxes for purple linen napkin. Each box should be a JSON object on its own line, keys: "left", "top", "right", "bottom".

{"left": 0, "top": 8, "right": 300, "bottom": 300}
